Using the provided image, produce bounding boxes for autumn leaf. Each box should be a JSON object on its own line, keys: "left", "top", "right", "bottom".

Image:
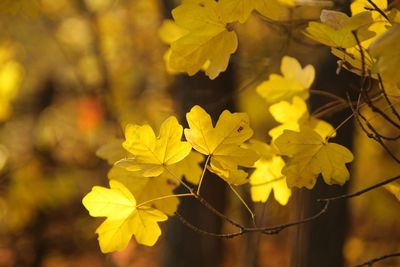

{"left": 305, "top": 10, "right": 375, "bottom": 48}
{"left": 82, "top": 180, "right": 168, "bottom": 253}
{"left": 96, "top": 138, "right": 126, "bottom": 165}
{"left": 257, "top": 56, "right": 315, "bottom": 104}
{"left": 369, "top": 25, "right": 400, "bottom": 87}
{"left": 158, "top": 19, "right": 190, "bottom": 74}
{"left": 108, "top": 167, "right": 179, "bottom": 216}
{"left": 274, "top": 127, "right": 353, "bottom": 189}
{"left": 118, "top": 116, "right": 192, "bottom": 177}
{"left": 330, "top": 0, "right": 390, "bottom": 75}
{"left": 218, "top": 0, "right": 255, "bottom": 23}
{"left": 168, "top": 0, "right": 238, "bottom": 79}
{"left": 254, "top": 0, "right": 293, "bottom": 21}
{"left": 107, "top": 151, "right": 203, "bottom": 215}
{"left": 269, "top": 96, "right": 336, "bottom": 140}
{"left": 218, "top": 0, "right": 292, "bottom": 24}
{"left": 248, "top": 140, "right": 291, "bottom": 205}
{"left": 169, "top": 151, "right": 205, "bottom": 185}
{"left": 184, "top": 105, "right": 258, "bottom": 185}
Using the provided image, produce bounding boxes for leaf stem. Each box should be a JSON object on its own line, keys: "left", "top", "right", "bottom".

{"left": 163, "top": 165, "right": 194, "bottom": 193}
{"left": 229, "top": 184, "right": 255, "bottom": 222}
{"left": 309, "top": 89, "right": 347, "bottom": 103}
{"left": 197, "top": 155, "right": 211, "bottom": 195}
{"left": 135, "top": 193, "right": 194, "bottom": 209}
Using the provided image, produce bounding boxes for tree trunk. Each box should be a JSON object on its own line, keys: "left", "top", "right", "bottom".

{"left": 290, "top": 56, "right": 356, "bottom": 267}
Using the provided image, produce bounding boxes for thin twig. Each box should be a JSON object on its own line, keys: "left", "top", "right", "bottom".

{"left": 197, "top": 155, "right": 210, "bottom": 195}
{"left": 176, "top": 173, "right": 400, "bottom": 239}
{"left": 355, "top": 252, "right": 400, "bottom": 267}
{"left": 135, "top": 193, "right": 193, "bottom": 209}
{"left": 377, "top": 73, "right": 400, "bottom": 121}
{"left": 309, "top": 89, "right": 347, "bottom": 103}
{"left": 229, "top": 184, "right": 256, "bottom": 222}
{"left": 174, "top": 200, "right": 330, "bottom": 238}
{"left": 318, "top": 175, "right": 400, "bottom": 202}
{"left": 367, "top": 0, "right": 390, "bottom": 21}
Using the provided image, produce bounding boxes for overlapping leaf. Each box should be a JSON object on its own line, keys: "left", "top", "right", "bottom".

{"left": 269, "top": 96, "right": 335, "bottom": 140}
{"left": 257, "top": 56, "right": 315, "bottom": 104}
{"left": 82, "top": 180, "right": 168, "bottom": 253}
{"left": 118, "top": 116, "right": 192, "bottom": 177}
{"left": 275, "top": 127, "right": 353, "bottom": 189}
{"left": 305, "top": 10, "right": 375, "bottom": 48}
{"left": 107, "top": 166, "right": 178, "bottom": 216}
{"left": 330, "top": 0, "right": 390, "bottom": 75}
{"left": 248, "top": 141, "right": 291, "bottom": 205}
{"left": 108, "top": 151, "right": 203, "bottom": 215}
{"left": 185, "top": 105, "right": 258, "bottom": 185}
{"left": 168, "top": 0, "right": 238, "bottom": 79}
{"left": 218, "top": 0, "right": 292, "bottom": 23}
{"left": 369, "top": 25, "right": 400, "bottom": 87}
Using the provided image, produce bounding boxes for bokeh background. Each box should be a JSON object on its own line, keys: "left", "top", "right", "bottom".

{"left": 0, "top": 0, "right": 399, "bottom": 266}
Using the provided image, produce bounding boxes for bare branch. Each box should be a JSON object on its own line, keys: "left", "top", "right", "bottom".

{"left": 366, "top": 0, "right": 390, "bottom": 21}
{"left": 355, "top": 252, "right": 400, "bottom": 267}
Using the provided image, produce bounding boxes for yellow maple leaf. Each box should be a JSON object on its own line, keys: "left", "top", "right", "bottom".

{"left": 269, "top": 96, "right": 335, "bottom": 140}
{"left": 118, "top": 116, "right": 192, "bottom": 177}
{"left": 254, "top": 0, "right": 293, "bottom": 21}
{"left": 82, "top": 180, "right": 168, "bottom": 253}
{"left": 109, "top": 167, "right": 179, "bottom": 216}
{"left": 257, "top": 56, "right": 315, "bottom": 104}
{"left": 248, "top": 140, "right": 291, "bottom": 205}
{"left": 218, "top": 0, "right": 293, "bottom": 24}
{"left": 184, "top": 105, "right": 258, "bottom": 185}
{"left": 168, "top": 151, "right": 205, "bottom": 184}
{"left": 168, "top": 0, "right": 238, "bottom": 79}
{"left": 158, "top": 19, "right": 190, "bottom": 74}
{"left": 218, "top": 0, "right": 255, "bottom": 23}
{"left": 369, "top": 25, "right": 400, "bottom": 87}
{"left": 274, "top": 127, "right": 353, "bottom": 189}
{"left": 96, "top": 138, "right": 127, "bottom": 164}
{"left": 305, "top": 10, "right": 375, "bottom": 48}
{"left": 330, "top": 0, "right": 390, "bottom": 76}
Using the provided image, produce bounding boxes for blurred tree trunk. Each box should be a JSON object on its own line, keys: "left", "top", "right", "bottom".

{"left": 290, "top": 56, "right": 356, "bottom": 267}
{"left": 161, "top": 2, "right": 235, "bottom": 267}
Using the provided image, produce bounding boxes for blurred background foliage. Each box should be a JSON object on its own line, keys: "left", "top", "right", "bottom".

{"left": 0, "top": 0, "right": 399, "bottom": 266}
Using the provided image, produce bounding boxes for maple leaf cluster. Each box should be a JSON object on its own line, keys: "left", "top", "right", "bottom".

{"left": 80, "top": 0, "right": 400, "bottom": 254}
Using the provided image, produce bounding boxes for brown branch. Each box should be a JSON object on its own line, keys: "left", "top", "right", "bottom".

{"left": 366, "top": 0, "right": 390, "bottom": 21}
{"left": 377, "top": 73, "right": 400, "bottom": 121}
{"left": 318, "top": 175, "right": 400, "bottom": 202}
{"left": 176, "top": 174, "right": 400, "bottom": 239}
{"left": 355, "top": 252, "right": 400, "bottom": 267}
{"left": 193, "top": 193, "right": 243, "bottom": 229}
{"left": 348, "top": 94, "right": 400, "bottom": 162}
{"left": 175, "top": 200, "right": 330, "bottom": 238}
{"left": 352, "top": 31, "right": 400, "bottom": 129}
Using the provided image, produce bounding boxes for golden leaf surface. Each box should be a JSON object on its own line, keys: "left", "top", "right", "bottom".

{"left": 118, "top": 116, "right": 192, "bottom": 177}
{"left": 275, "top": 127, "right": 353, "bottom": 189}
{"left": 257, "top": 56, "right": 315, "bottom": 104}
{"left": 184, "top": 105, "right": 258, "bottom": 185}
{"left": 82, "top": 180, "right": 168, "bottom": 253}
